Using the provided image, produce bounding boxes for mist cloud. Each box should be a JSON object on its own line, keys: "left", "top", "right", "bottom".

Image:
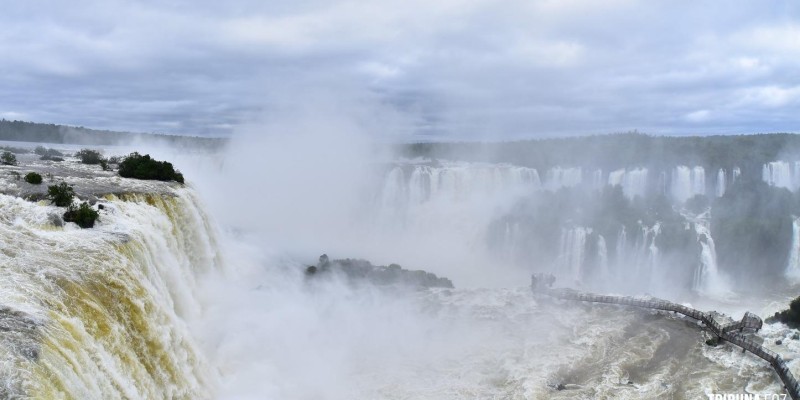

{"left": 1, "top": 1, "right": 799, "bottom": 139}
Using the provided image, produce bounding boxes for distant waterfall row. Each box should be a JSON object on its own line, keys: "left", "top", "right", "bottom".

{"left": 380, "top": 162, "right": 756, "bottom": 207}
{"left": 550, "top": 220, "right": 729, "bottom": 296}
{"left": 763, "top": 161, "right": 800, "bottom": 191}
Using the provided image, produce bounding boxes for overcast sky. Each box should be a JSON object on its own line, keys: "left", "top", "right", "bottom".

{"left": 1, "top": 1, "right": 799, "bottom": 140}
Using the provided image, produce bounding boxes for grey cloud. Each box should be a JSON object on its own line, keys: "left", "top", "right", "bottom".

{"left": 0, "top": 0, "right": 799, "bottom": 139}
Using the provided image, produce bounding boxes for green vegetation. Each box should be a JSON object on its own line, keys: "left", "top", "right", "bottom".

{"left": 34, "top": 146, "right": 63, "bottom": 157}
{"left": 403, "top": 132, "right": 800, "bottom": 176}
{"left": 767, "top": 296, "right": 800, "bottom": 328}
{"left": 76, "top": 149, "right": 103, "bottom": 164}
{"left": 1, "top": 151, "right": 17, "bottom": 165}
{"left": 0, "top": 119, "right": 226, "bottom": 150}
{"left": 35, "top": 146, "right": 64, "bottom": 161}
{"left": 63, "top": 202, "right": 99, "bottom": 228}
{"left": 118, "top": 152, "right": 184, "bottom": 183}
{"left": 47, "top": 182, "right": 75, "bottom": 207}
{"left": 712, "top": 181, "right": 799, "bottom": 280}
{"left": 0, "top": 145, "right": 28, "bottom": 154}
{"left": 24, "top": 172, "right": 43, "bottom": 184}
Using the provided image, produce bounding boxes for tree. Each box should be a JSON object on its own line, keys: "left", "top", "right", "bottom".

{"left": 63, "top": 202, "right": 99, "bottom": 228}
{"left": 118, "top": 152, "right": 184, "bottom": 183}
{"left": 47, "top": 182, "right": 75, "bottom": 207}
{"left": 24, "top": 172, "right": 43, "bottom": 184}
{"left": 76, "top": 149, "right": 103, "bottom": 164}
{"left": 1, "top": 151, "right": 17, "bottom": 165}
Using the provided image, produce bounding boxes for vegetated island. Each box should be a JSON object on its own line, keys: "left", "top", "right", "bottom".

{"left": 767, "top": 297, "right": 800, "bottom": 329}
{"left": 0, "top": 146, "right": 187, "bottom": 230}
{"left": 306, "top": 254, "right": 454, "bottom": 289}
{"left": 0, "top": 119, "right": 226, "bottom": 150}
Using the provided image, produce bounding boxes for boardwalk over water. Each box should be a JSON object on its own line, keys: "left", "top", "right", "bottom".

{"left": 531, "top": 275, "right": 800, "bottom": 399}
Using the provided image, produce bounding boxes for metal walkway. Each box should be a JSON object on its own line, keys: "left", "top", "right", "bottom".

{"left": 531, "top": 275, "right": 799, "bottom": 399}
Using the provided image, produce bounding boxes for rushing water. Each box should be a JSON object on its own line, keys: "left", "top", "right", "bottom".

{"left": 0, "top": 190, "right": 218, "bottom": 399}
{"left": 5, "top": 154, "right": 800, "bottom": 399}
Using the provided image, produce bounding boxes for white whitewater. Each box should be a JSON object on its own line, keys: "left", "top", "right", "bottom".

{"left": 545, "top": 167, "right": 582, "bottom": 189}
{"left": 671, "top": 166, "right": 707, "bottom": 203}
{"left": 380, "top": 162, "right": 540, "bottom": 209}
{"left": 716, "top": 168, "right": 726, "bottom": 197}
{"left": 597, "top": 234, "right": 609, "bottom": 277}
{"left": 691, "top": 219, "right": 731, "bottom": 298}
{"left": 0, "top": 190, "right": 219, "bottom": 399}
{"left": 608, "top": 168, "right": 648, "bottom": 199}
{"left": 559, "top": 227, "right": 588, "bottom": 284}
{"left": 1, "top": 158, "right": 785, "bottom": 399}
{"left": 636, "top": 223, "right": 660, "bottom": 285}
{"left": 763, "top": 161, "right": 799, "bottom": 190}
{"left": 786, "top": 217, "right": 800, "bottom": 282}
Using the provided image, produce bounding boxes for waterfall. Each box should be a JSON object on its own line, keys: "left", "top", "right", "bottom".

{"left": 559, "top": 227, "right": 588, "bottom": 284}
{"left": 608, "top": 168, "right": 648, "bottom": 199}
{"left": 616, "top": 226, "right": 627, "bottom": 263}
{"left": 0, "top": 190, "right": 220, "bottom": 399}
{"left": 636, "top": 223, "right": 660, "bottom": 283}
{"left": 763, "top": 161, "right": 794, "bottom": 190}
{"left": 715, "top": 168, "right": 726, "bottom": 197}
{"left": 380, "top": 162, "right": 541, "bottom": 209}
{"left": 692, "top": 221, "right": 730, "bottom": 297}
{"left": 732, "top": 167, "right": 741, "bottom": 183}
{"left": 671, "top": 166, "right": 705, "bottom": 203}
{"left": 786, "top": 217, "right": 800, "bottom": 282}
{"left": 546, "top": 167, "right": 582, "bottom": 189}
{"left": 591, "top": 169, "right": 604, "bottom": 189}
{"left": 597, "top": 234, "right": 609, "bottom": 277}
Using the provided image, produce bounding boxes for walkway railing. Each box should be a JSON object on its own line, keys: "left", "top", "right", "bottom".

{"left": 532, "top": 280, "right": 799, "bottom": 399}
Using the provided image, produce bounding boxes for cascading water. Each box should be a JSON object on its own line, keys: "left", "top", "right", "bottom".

{"left": 0, "top": 189, "right": 220, "bottom": 399}
{"left": 763, "top": 161, "right": 795, "bottom": 190}
{"left": 691, "top": 220, "right": 730, "bottom": 297}
{"left": 591, "top": 169, "right": 604, "bottom": 189}
{"left": 545, "top": 167, "right": 582, "bottom": 189}
{"left": 608, "top": 168, "right": 648, "bottom": 199}
{"left": 670, "top": 166, "right": 705, "bottom": 203}
{"left": 559, "top": 227, "right": 588, "bottom": 284}
{"left": 635, "top": 223, "right": 660, "bottom": 285}
{"left": 716, "top": 168, "right": 726, "bottom": 197}
{"left": 786, "top": 217, "right": 800, "bottom": 282}
{"left": 379, "top": 162, "right": 540, "bottom": 210}
{"left": 597, "top": 235, "right": 609, "bottom": 277}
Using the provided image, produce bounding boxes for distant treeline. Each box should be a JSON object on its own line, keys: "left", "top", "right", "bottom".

{"left": 0, "top": 119, "right": 227, "bottom": 150}
{"left": 402, "top": 132, "right": 800, "bottom": 180}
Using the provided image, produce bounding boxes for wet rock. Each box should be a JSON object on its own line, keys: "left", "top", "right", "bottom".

{"left": 48, "top": 213, "right": 64, "bottom": 227}
{"left": 792, "top": 333, "right": 799, "bottom": 340}
{"left": 706, "top": 337, "right": 721, "bottom": 346}
{"left": 305, "top": 254, "right": 454, "bottom": 289}
{"left": 776, "top": 340, "right": 783, "bottom": 345}
{"left": 556, "top": 383, "right": 566, "bottom": 391}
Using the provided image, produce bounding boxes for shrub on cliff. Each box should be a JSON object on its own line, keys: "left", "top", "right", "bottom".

{"left": 1, "top": 151, "right": 17, "bottom": 165}
{"left": 767, "top": 296, "right": 800, "bottom": 329}
{"left": 24, "top": 172, "right": 43, "bottom": 184}
{"left": 63, "top": 202, "right": 99, "bottom": 228}
{"left": 35, "top": 146, "right": 63, "bottom": 157}
{"left": 47, "top": 182, "right": 75, "bottom": 207}
{"left": 76, "top": 149, "right": 103, "bottom": 165}
{"left": 118, "top": 152, "right": 184, "bottom": 183}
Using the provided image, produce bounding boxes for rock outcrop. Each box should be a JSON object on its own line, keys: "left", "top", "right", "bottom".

{"left": 306, "top": 254, "right": 454, "bottom": 289}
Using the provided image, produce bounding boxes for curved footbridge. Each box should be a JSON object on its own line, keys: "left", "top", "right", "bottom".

{"left": 530, "top": 274, "right": 800, "bottom": 399}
